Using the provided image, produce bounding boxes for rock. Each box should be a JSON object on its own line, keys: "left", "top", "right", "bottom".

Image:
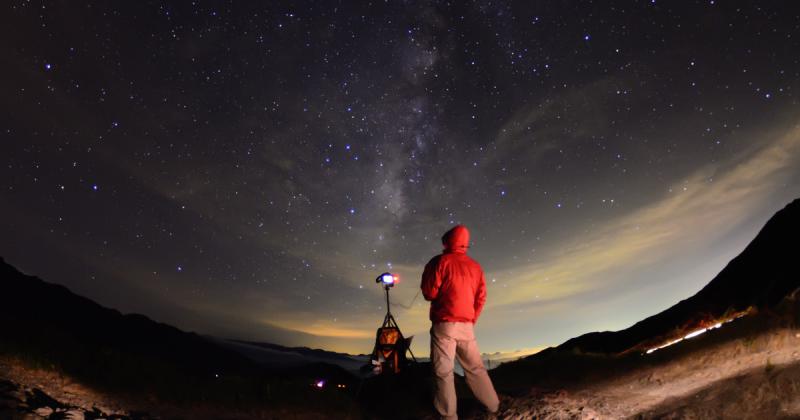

{"left": 64, "top": 409, "right": 85, "bottom": 420}
{"left": 34, "top": 406, "right": 54, "bottom": 417}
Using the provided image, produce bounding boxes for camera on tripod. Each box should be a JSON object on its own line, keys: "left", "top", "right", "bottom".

{"left": 366, "top": 272, "right": 415, "bottom": 375}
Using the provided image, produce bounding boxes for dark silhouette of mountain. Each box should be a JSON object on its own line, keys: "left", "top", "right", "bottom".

{"left": 0, "top": 256, "right": 257, "bottom": 393}
{"left": 0, "top": 257, "right": 356, "bottom": 405}
{"left": 547, "top": 198, "right": 800, "bottom": 356}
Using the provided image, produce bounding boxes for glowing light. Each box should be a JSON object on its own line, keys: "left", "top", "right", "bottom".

{"left": 684, "top": 328, "right": 707, "bottom": 339}
{"left": 645, "top": 318, "right": 733, "bottom": 354}
{"left": 646, "top": 337, "right": 683, "bottom": 354}
{"left": 315, "top": 380, "right": 325, "bottom": 388}
{"left": 381, "top": 274, "right": 395, "bottom": 285}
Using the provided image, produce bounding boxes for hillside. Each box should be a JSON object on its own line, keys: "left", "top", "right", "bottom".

{"left": 0, "top": 257, "right": 257, "bottom": 390}
{"left": 552, "top": 198, "right": 799, "bottom": 356}
{"left": 0, "top": 258, "right": 357, "bottom": 418}
{"left": 490, "top": 198, "right": 800, "bottom": 418}
{"left": 492, "top": 295, "right": 800, "bottom": 419}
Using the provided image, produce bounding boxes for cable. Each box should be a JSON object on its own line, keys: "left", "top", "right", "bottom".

{"left": 393, "top": 289, "right": 421, "bottom": 310}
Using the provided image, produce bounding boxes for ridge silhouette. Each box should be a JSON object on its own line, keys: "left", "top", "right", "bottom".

{"left": 522, "top": 198, "right": 800, "bottom": 357}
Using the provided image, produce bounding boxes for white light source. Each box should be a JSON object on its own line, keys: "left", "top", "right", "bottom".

{"left": 684, "top": 328, "right": 707, "bottom": 339}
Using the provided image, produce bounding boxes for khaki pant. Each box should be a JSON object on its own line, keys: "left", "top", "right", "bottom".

{"left": 430, "top": 322, "right": 499, "bottom": 419}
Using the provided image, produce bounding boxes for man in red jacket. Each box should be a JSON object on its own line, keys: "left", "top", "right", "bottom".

{"left": 421, "top": 224, "right": 499, "bottom": 419}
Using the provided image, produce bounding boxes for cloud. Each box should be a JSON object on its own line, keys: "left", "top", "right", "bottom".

{"left": 264, "top": 318, "right": 374, "bottom": 339}
{"left": 286, "top": 116, "right": 800, "bottom": 350}
{"left": 483, "top": 347, "right": 545, "bottom": 361}
{"left": 487, "top": 121, "right": 800, "bottom": 308}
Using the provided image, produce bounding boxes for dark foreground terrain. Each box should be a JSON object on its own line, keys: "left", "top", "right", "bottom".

{"left": 0, "top": 256, "right": 359, "bottom": 419}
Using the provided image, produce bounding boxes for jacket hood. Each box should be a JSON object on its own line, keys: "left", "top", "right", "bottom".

{"left": 442, "top": 225, "right": 470, "bottom": 253}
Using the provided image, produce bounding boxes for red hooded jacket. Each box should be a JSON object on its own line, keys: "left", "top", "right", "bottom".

{"left": 421, "top": 225, "right": 487, "bottom": 324}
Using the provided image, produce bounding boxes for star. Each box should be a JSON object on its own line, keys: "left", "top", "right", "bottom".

{"left": 2, "top": 0, "right": 798, "bottom": 359}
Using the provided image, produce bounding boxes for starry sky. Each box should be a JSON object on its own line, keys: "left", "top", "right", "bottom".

{"left": 2, "top": 1, "right": 800, "bottom": 356}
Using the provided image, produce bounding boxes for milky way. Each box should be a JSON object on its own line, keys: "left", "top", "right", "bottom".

{"left": 2, "top": 1, "right": 800, "bottom": 355}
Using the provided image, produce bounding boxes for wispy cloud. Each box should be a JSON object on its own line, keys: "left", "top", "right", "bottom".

{"left": 271, "top": 121, "right": 800, "bottom": 351}
{"left": 487, "top": 122, "right": 800, "bottom": 308}
{"left": 265, "top": 318, "right": 374, "bottom": 339}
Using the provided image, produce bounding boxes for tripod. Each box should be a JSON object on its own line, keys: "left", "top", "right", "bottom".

{"left": 380, "top": 284, "right": 402, "bottom": 330}
{"left": 371, "top": 283, "right": 416, "bottom": 374}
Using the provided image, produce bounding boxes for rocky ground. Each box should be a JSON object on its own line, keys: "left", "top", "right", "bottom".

{"left": 495, "top": 324, "right": 800, "bottom": 419}
{"left": 0, "top": 356, "right": 154, "bottom": 419}
{"left": 0, "top": 356, "right": 338, "bottom": 420}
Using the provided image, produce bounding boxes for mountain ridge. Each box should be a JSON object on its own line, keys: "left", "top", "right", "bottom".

{"left": 531, "top": 197, "right": 800, "bottom": 357}
{"left": 0, "top": 257, "right": 357, "bottom": 406}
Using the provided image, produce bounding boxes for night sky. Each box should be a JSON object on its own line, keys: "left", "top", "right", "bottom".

{"left": 2, "top": 1, "right": 800, "bottom": 356}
